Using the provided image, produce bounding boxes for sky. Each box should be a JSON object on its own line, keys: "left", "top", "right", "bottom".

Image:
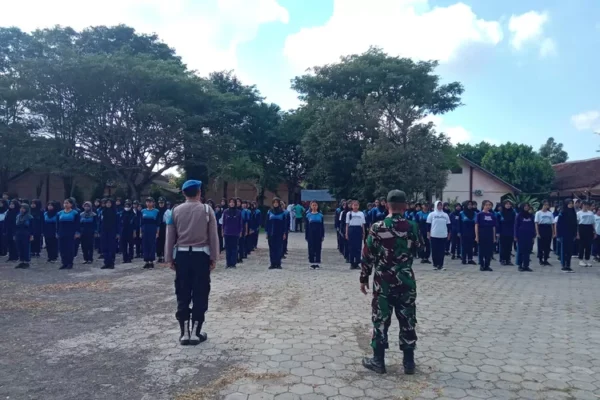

{"left": 2, "top": 0, "right": 600, "bottom": 161}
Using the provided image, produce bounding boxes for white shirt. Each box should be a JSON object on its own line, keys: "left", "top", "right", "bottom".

{"left": 595, "top": 215, "right": 600, "bottom": 235}
{"left": 346, "top": 211, "right": 365, "bottom": 227}
{"left": 577, "top": 210, "right": 595, "bottom": 225}
{"left": 534, "top": 210, "right": 554, "bottom": 225}
{"left": 426, "top": 210, "right": 451, "bottom": 238}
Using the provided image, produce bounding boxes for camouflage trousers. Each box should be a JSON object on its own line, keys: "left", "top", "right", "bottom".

{"left": 371, "top": 288, "right": 418, "bottom": 351}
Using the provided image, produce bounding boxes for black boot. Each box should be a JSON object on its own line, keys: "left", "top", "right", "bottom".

{"left": 403, "top": 349, "right": 416, "bottom": 375}
{"left": 179, "top": 320, "right": 190, "bottom": 345}
{"left": 190, "top": 321, "right": 208, "bottom": 345}
{"left": 362, "top": 346, "right": 386, "bottom": 374}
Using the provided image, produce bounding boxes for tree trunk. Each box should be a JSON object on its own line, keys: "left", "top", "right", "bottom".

{"left": 258, "top": 187, "right": 266, "bottom": 207}
{"left": 223, "top": 181, "right": 228, "bottom": 200}
{"left": 63, "top": 176, "right": 74, "bottom": 199}
{"left": 234, "top": 182, "right": 239, "bottom": 198}
{"left": 287, "top": 181, "right": 297, "bottom": 204}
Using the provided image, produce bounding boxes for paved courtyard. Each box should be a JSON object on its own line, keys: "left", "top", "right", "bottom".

{"left": 1, "top": 229, "right": 600, "bottom": 400}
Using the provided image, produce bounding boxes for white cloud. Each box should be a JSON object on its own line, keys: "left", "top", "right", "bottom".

{"left": 0, "top": 0, "right": 289, "bottom": 77}
{"left": 283, "top": 0, "right": 503, "bottom": 73}
{"left": 571, "top": 111, "right": 600, "bottom": 131}
{"left": 420, "top": 115, "right": 472, "bottom": 144}
{"left": 508, "top": 10, "right": 556, "bottom": 57}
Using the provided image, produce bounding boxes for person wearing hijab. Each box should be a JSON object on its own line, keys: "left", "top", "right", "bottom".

{"left": 0, "top": 199, "right": 8, "bottom": 257}
{"left": 266, "top": 198, "right": 287, "bottom": 269}
{"left": 5, "top": 199, "right": 21, "bottom": 262}
{"left": 426, "top": 201, "right": 451, "bottom": 270}
{"left": 345, "top": 200, "right": 366, "bottom": 270}
{"left": 340, "top": 201, "right": 352, "bottom": 263}
{"left": 214, "top": 203, "right": 224, "bottom": 253}
{"left": 133, "top": 200, "right": 142, "bottom": 258}
{"left": 281, "top": 200, "right": 291, "bottom": 258}
{"left": 306, "top": 200, "right": 325, "bottom": 270}
{"left": 222, "top": 198, "right": 242, "bottom": 268}
{"left": 155, "top": 197, "right": 168, "bottom": 263}
{"left": 459, "top": 201, "right": 477, "bottom": 265}
{"left": 535, "top": 200, "right": 555, "bottom": 266}
{"left": 416, "top": 203, "right": 431, "bottom": 264}
{"left": 514, "top": 202, "right": 535, "bottom": 272}
{"left": 498, "top": 200, "right": 516, "bottom": 266}
{"left": 43, "top": 201, "right": 59, "bottom": 262}
{"left": 100, "top": 198, "right": 119, "bottom": 269}
{"left": 57, "top": 198, "right": 80, "bottom": 270}
{"left": 336, "top": 200, "right": 347, "bottom": 257}
{"left": 29, "top": 199, "right": 43, "bottom": 258}
{"left": 475, "top": 200, "right": 497, "bottom": 272}
{"left": 556, "top": 199, "right": 577, "bottom": 273}
{"left": 79, "top": 201, "right": 98, "bottom": 265}
{"left": 14, "top": 203, "right": 34, "bottom": 269}
{"left": 119, "top": 200, "right": 137, "bottom": 264}
{"left": 449, "top": 203, "right": 462, "bottom": 260}
{"left": 140, "top": 197, "right": 160, "bottom": 269}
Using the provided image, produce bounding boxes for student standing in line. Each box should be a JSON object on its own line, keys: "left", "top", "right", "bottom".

{"left": 79, "top": 201, "right": 98, "bottom": 265}
{"left": 100, "top": 198, "right": 120, "bottom": 270}
{"left": 427, "top": 201, "right": 451, "bottom": 271}
{"left": 252, "top": 201, "right": 261, "bottom": 251}
{"left": 294, "top": 202, "right": 305, "bottom": 232}
{"left": 214, "top": 204, "right": 224, "bottom": 253}
{"left": 93, "top": 199, "right": 102, "bottom": 252}
{"left": 239, "top": 200, "right": 250, "bottom": 260}
{"left": 335, "top": 200, "right": 344, "bottom": 253}
{"left": 0, "top": 199, "right": 7, "bottom": 257}
{"left": 593, "top": 207, "right": 600, "bottom": 263}
{"left": 5, "top": 199, "right": 20, "bottom": 262}
{"left": 475, "top": 200, "right": 496, "bottom": 272}
{"left": 337, "top": 200, "right": 347, "bottom": 257}
{"left": 29, "top": 199, "right": 43, "bottom": 258}
{"left": 535, "top": 200, "right": 555, "bottom": 266}
{"left": 119, "top": 200, "right": 137, "bottom": 264}
{"left": 449, "top": 203, "right": 462, "bottom": 260}
{"left": 14, "top": 203, "right": 33, "bottom": 269}
{"left": 140, "top": 197, "right": 159, "bottom": 269}
{"left": 369, "top": 198, "right": 387, "bottom": 225}
{"left": 556, "top": 199, "right": 577, "bottom": 273}
{"left": 222, "top": 198, "right": 242, "bottom": 269}
{"left": 514, "top": 203, "right": 535, "bottom": 272}
{"left": 266, "top": 198, "right": 287, "bottom": 270}
{"left": 281, "top": 201, "right": 290, "bottom": 258}
{"left": 472, "top": 201, "right": 480, "bottom": 257}
{"left": 306, "top": 200, "right": 325, "bottom": 270}
{"left": 498, "top": 201, "right": 516, "bottom": 266}
{"left": 416, "top": 203, "right": 431, "bottom": 264}
{"left": 133, "top": 200, "right": 142, "bottom": 258}
{"left": 156, "top": 197, "right": 168, "bottom": 263}
{"left": 44, "top": 201, "right": 59, "bottom": 263}
{"left": 577, "top": 201, "right": 595, "bottom": 267}
{"left": 97, "top": 198, "right": 106, "bottom": 257}
{"left": 57, "top": 198, "right": 80, "bottom": 270}
{"left": 345, "top": 200, "right": 365, "bottom": 270}
{"left": 340, "top": 201, "right": 352, "bottom": 263}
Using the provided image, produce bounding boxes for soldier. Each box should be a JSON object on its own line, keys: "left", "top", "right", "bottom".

{"left": 165, "top": 180, "right": 219, "bottom": 346}
{"left": 360, "top": 190, "right": 419, "bottom": 375}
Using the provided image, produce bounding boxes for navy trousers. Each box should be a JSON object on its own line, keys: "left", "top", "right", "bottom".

{"left": 238, "top": 234, "right": 246, "bottom": 260}
{"left": 81, "top": 233, "right": 95, "bottom": 262}
{"left": 45, "top": 234, "right": 58, "bottom": 261}
{"left": 307, "top": 237, "right": 322, "bottom": 264}
{"left": 560, "top": 237, "right": 574, "bottom": 267}
{"left": 451, "top": 233, "right": 461, "bottom": 257}
{"left": 224, "top": 235, "right": 238, "bottom": 267}
{"left": 174, "top": 250, "right": 211, "bottom": 325}
{"left": 348, "top": 226, "right": 363, "bottom": 264}
{"left": 102, "top": 232, "right": 116, "bottom": 265}
{"left": 16, "top": 233, "right": 31, "bottom": 262}
{"left": 59, "top": 236, "right": 75, "bottom": 267}
{"left": 479, "top": 237, "right": 494, "bottom": 268}
{"left": 517, "top": 237, "right": 534, "bottom": 268}
{"left": 120, "top": 234, "right": 134, "bottom": 262}
{"left": 461, "top": 236, "right": 474, "bottom": 262}
{"left": 268, "top": 236, "right": 283, "bottom": 266}
{"left": 142, "top": 227, "right": 156, "bottom": 262}
{"left": 431, "top": 237, "right": 446, "bottom": 267}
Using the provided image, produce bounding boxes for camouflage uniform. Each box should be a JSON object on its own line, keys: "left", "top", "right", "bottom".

{"left": 361, "top": 213, "right": 420, "bottom": 352}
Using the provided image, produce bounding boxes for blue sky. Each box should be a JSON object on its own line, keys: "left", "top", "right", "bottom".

{"left": 3, "top": 0, "right": 600, "bottom": 161}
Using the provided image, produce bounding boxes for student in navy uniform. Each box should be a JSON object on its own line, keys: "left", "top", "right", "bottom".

{"left": 100, "top": 198, "right": 120, "bottom": 269}
{"left": 13, "top": 203, "right": 34, "bottom": 269}
{"left": 535, "top": 200, "right": 555, "bottom": 266}
{"left": 214, "top": 204, "right": 224, "bottom": 253}
{"left": 155, "top": 197, "right": 168, "bottom": 263}
{"left": 79, "top": 202, "right": 98, "bottom": 264}
{"left": 472, "top": 201, "right": 480, "bottom": 256}
{"left": 336, "top": 200, "right": 346, "bottom": 256}
{"left": 133, "top": 200, "right": 143, "bottom": 258}
{"left": 251, "top": 201, "right": 262, "bottom": 252}
{"left": 449, "top": 203, "right": 462, "bottom": 259}
{"left": 552, "top": 203, "right": 560, "bottom": 255}
{"left": 223, "top": 198, "right": 242, "bottom": 268}
{"left": 57, "top": 198, "right": 80, "bottom": 270}
{"left": 339, "top": 201, "right": 352, "bottom": 263}
{"left": 96, "top": 198, "right": 106, "bottom": 256}
{"left": 556, "top": 199, "right": 577, "bottom": 273}
{"left": 475, "top": 200, "right": 497, "bottom": 272}
{"left": 92, "top": 199, "right": 102, "bottom": 252}
{"left": 266, "top": 198, "right": 287, "bottom": 270}
{"left": 346, "top": 200, "right": 366, "bottom": 270}
{"left": 239, "top": 200, "right": 250, "bottom": 261}
{"left": 120, "top": 200, "right": 137, "bottom": 263}
{"left": 29, "top": 199, "right": 43, "bottom": 257}
{"left": 306, "top": 200, "right": 325, "bottom": 270}
{"left": 140, "top": 197, "right": 160, "bottom": 269}
{"left": 369, "top": 198, "right": 387, "bottom": 225}
{"left": 459, "top": 201, "right": 477, "bottom": 265}
{"left": 498, "top": 200, "right": 516, "bottom": 266}
{"left": 5, "top": 199, "right": 20, "bottom": 262}
{"left": 44, "top": 201, "right": 59, "bottom": 262}
{"left": 514, "top": 202, "right": 535, "bottom": 272}
{"left": 68, "top": 197, "right": 82, "bottom": 258}
{"left": 281, "top": 201, "right": 291, "bottom": 258}
{"left": 0, "top": 199, "right": 7, "bottom": 257}
{"left": 416, "top": 203, "right": 431, "bottom": 264}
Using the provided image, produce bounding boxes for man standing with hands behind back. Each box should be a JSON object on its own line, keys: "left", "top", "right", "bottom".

{"left": 165, "top": 180, "right": 219, "bottom": 346}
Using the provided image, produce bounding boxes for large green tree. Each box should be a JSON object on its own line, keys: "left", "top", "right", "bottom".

{"left": 293, "top": 47, "right": 463, "bottom": 199}
{"left": 539, "top": 137, "right": 568, "bottom": 164}
{"left": 456, "top": 141, "right": 495, "bottom": 166}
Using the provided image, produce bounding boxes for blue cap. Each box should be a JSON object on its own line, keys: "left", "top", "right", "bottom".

{"left": 181, "top": 180, "right": 202, "bottom": 191}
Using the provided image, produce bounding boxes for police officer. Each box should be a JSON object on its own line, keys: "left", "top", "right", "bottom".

{"left": 165, "top": 180, "right": 219, "bottom": 346}
{"left": 361, "top": 190, "right": 419, "bottom": 375}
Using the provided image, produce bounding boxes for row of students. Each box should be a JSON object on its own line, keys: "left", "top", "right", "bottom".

{"left": 217, "top": 198, "right": 262, "bottom": 269}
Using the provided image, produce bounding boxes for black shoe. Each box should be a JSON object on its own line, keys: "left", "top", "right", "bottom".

{"left": 148, "top": 263, "right": 154, "bottom": 269}
{"left": 562, "top": 267, "right": 575, "bottom": 273}
{"left": 403, "top": 349, "right": 416, "bottom": 375}
{"left": 101, "top": 264, "right": 110, "bottom": 269}
{"left": 310, "top": 264, "right": 317, "bottom": 270}
{"left": 314, "top": 264, "right": 320, "bottom": 270}
{"left": 422, "top": 259, "right": 431, "bottom": 264}
{"left": 143, "top": 263, "right": 150, "bottom": 269}
{"left": 276, "top": 265, "right": 282, "bottom": 269}
{"left": 362, "top": 346, "right": 386, "bottom": 374}
{"left": 518, "top": 267, "right": 524, "bottom": 272}
{"left": 179, "top": 320, "right": 191, "bottom": 345}
{"left": 107, "top": 264, "right": 115, "bottom": 269}
{"left": 15, "top": 263, "right": 25, "bottom": 269}
{"left": 484, "top": 266, "right": 493, "bottom": 272}
{"left": 98, "top": 255, "right": 104, "bottom": 259}
{"left": 468, "top": 260, "right": 477, "bottom": 265}
{"left": 451, "top": 255, "right": 456, "bottom": 260}
{"left": 190, "top": 321, "right": 208, "bottom": 345}
{"left": 59, "top": 265, "right": 68, "bottom": 270}
{"left": 269, "top": 265, "right": 276, "bottom": 270}
{"left": 506, "top": 262, "right": 514, "bottom": 266}
{"left": 462, "top": 261, "right": 467, "bottom": 265}
{"left": 523, "top": 267, "right": 533, "bottom": 272}
{"left": 545, "top": 261, "right": 552, "bottom": 266}
{"left": 480, "top": 266, "right": 485, "bottom": 271}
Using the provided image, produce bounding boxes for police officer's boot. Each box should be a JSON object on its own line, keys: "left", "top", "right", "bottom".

{"left": 190, "top": 321, "right": 208, "bottom": 345}
{"left": 403, "top": 349, "right": 416, "bottom": 375}
{"left": 362, "top": 345, "right": 386, "bottom": 374}
{"left": 179, "top": 320, "right": 190, "bottom": 345}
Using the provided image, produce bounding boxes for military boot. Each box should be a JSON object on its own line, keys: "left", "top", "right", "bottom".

{"left": 362, "top": 346, "right": 386, "bottom": 374}
{"left": 179, "top": 320, "right": 190, "bottom": 345}
{"left": 190, "top": 321, "right": 208, "bottom": 345}
{"left": 403, "top": 349, "right": 416, "bottom": 375}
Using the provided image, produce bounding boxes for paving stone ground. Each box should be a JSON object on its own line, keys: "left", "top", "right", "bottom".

{"left": 1, "top": 224, "right": 600, "bottom": 400}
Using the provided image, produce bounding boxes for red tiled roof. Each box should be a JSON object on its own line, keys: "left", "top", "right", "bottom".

{"left": 552, "top": 157, "right": 600, "bottom": 192}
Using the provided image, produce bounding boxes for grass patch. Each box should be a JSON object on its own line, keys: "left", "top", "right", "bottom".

{"left": 36, "top": 280, "right": 112, "bottom": 293}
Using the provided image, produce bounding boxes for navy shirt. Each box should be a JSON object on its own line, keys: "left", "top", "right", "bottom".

{"left": 305, "top": 212, "right": 325, "bottom": 241}
{"left": 476, "top": 211, "right": 497, "bottom": 241}
{"left": 57, "top": 210, "right": 80, "bottom": 238}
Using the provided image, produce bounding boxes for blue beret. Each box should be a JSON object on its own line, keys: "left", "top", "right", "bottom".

{"left": 182, "top": 180, "right": 202, "bottom": 191}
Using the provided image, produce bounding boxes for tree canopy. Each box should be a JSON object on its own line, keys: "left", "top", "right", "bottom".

{"left": 539, "top": 137, "right": 568, "bottom": 164}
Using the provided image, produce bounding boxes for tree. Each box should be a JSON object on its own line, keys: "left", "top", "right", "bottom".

{"left": 481, "top": 143, "right": 554, "bottom": 194}
{"left": 456, "top": 142, "right": 495, "bottom": 166}
{"left": 539, "top": 137, "right": 568, "bottom": 164}
{"left": 293, "top": 47, "right": 462, "bottom": 199}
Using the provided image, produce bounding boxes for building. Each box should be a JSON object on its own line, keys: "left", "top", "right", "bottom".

{"left": 204, "top": 181, "right": 290, "bottom": 205}
{"left": 439, "top": 156, "right": 520, "bottom": 206}
{"left": 551, "top": 157, "right": 600, "bottom": 201}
